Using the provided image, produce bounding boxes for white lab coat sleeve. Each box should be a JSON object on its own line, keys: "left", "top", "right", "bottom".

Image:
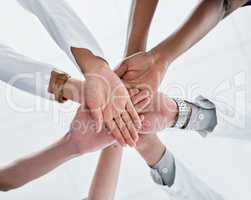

{"left": 205, "top": 96, "right": 251, "bottom": 141}
{"left": 152, "top": 159, "right": 225, "bottom": 200}
{"left": 17, "top": 0, "right": 104, "bottom": 70}
{"left": 0, "top": 44, "right": 54, "bottom": 100}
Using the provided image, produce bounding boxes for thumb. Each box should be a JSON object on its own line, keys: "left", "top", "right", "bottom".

{"left": 114, "top": 62, "right": 128, "bottom": 78}
{"left": 90, "top": 107, "right": 103, "bottom": 133}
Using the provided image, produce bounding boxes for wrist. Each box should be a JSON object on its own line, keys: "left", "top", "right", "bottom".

{"left": 62, "top": 78, "right": 85, "bottom": 104}
{"left": 64, "top": 132, "right": 89, "bottom": 157}
{"left": 60, "top": 133, "right": 81, "bottom": 159}
{"left": 158, "top": 95, "right": 179, "bottom": 128}
{"left": 71, "top": 47, "right": 108, "bottom": 74}
{"left": 149, "top": 33, "right": 183, "bottom": 69}
{"left": 167, "top": 98, "right": 179, "bottom": 127}
{"left": 136, "top": 137, "right": 166, "bottom": 167}
{"left": 148, "top": 47, "right": 169, "bottom": 70}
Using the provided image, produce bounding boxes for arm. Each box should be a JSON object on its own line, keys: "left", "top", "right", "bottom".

{"left": 87, "top": 145, "right": 123, "bottom": 200}
{"left": 135, "top": 134, "right": 224, "bottom": 200}
{"left": 116, "top": 0, "right": 249, "bottom": 95}
{"left": 130, "top": 90, "right": 217, "bottom": 137}
{"left": 17, "top": 0, "right": 142, "bottom": 146}
{"left": 0, "top": 133, "right": 76, "bottom": 191}
{"left": 150, "top": 0, "right": 250, "bottom": 65}
{"left": 0, "top": 105, "right": 115, "bottom": 192}
{"left": 0, "top": 44, "right": 88, "bottom": 105}
{"left": 125, "top": 0, "right": 159, "bottom": 56}
{"left": 17, "top": 0, "right": 104, "bottom": 68}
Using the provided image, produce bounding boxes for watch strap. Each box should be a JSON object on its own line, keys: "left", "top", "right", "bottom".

{"left": 48, "top": 69, "right": 71, "bottom": 103}
{"left": 173, "top": 98, "right": 190, "bottom": 129}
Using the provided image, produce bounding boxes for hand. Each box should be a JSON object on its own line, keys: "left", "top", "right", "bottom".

{"left": 68, "top": 105, "right": 116, "bottom": 155}
{"left": 71, "top": 48, "right": 142, "bottom": 147}
{"left": 130, "top": 89, "right": 178, "bottom": 134}
{"left": 115, "top": 51, "right": 168, "bottom": 95}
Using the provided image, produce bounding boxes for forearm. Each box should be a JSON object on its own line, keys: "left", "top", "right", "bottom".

{"left": 87, "top": 145, "right": 123, "bottom": 200}
{"left": 136, "top": 135, "right": 176, "bottom": 187}
{"left": 125, "top": 0, "right": 159, "bottom": 56}
{"left": 150, "top": 0, "right": 248, "bottom": 66}
{"left": 0, "top": 44, "right": 85, "bottom": 104}
{"left": 136, "top": 135, "right": 166, "bottom": 167}
{"left": 0, "top": 133, "right": 78, "bottom": 191}
{"left": 71, "top": 47, "right": 108, "bottom": 74}
{"left": 61, "top": 77, "right": 85, "bottom": 104}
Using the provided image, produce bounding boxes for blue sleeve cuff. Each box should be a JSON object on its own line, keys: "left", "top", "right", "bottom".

{"left": 150, "top": 150, "right": 176, "bottom": 187}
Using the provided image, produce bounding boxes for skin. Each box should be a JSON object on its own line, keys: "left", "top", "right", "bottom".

{"left": 136, "top": 134, "right": 166, "bottom": 168}
{"left": 125, "top": 0, "right": 159, "bottom": 57}
{"left": 62, "top": 75, "right": 139, "bottom": 147}
{"left": 0, "top": 89, "right": 181, "bottom": 192}
{"left": 0, "top": 105, "right": 115, "bottom": 191}
{"left": 130, "top": 90, "right": 179, "bottom": 134}
{"left": 71, "top": 47, "right": 141, "bottom": 147}
{"left": 87, "top": 145, "right": 123, "bottom": 200}
{"left": 116, "top": 0, "right": 249, "bottom": 95}
{"left": 132, "top": 91, "right": 175, "bottom": 168}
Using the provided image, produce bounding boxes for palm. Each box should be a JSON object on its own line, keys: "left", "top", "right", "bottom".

{"left": 85, "top": 66, "right": 131, "bottom": 122}
{"left": 69, "top": 105, "right": 115, "bottom": 154}
{"left": 84, "top": 66, "right": 141, "bottom": 147}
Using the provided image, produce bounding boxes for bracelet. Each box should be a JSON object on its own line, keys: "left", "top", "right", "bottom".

{"left": 48, "top": 69, "right": 71, "bottom": 103}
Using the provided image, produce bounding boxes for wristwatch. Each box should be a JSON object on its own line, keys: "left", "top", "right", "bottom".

{"left": 48, "top": 69, "right": 71, "bottom": 103}
{"left": 173, "top": 98, "right": 191, "bottom": 129}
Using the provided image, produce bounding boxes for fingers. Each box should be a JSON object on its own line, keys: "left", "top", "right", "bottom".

{"left": 115, "top": 115, "right": 135, "bottom": 147}
{"left": 114, "top": 63, "right": 128, "bottom": 78}
{"left": 130, "top": 89, "right": 150, "bottom": 105}
{"left": 121, "top": 111, "right": 139, "bottom": 143}
{"left": 128, "top": 88, "right": 140, "bottom": 97}
{"left": 126, "top": 102, "right": 142, "bottom": 130}
{"left": 134, "top": 97, "right": 152, "bottom": 112}
{"left": 89, "top": 107, "right": 103, "bottom": 132}
{"left": 106, "top": 120, "right": 126, "bottom": 147}
{"left": 140, "top": 114, "right": 144, "bottom": 121}
{"left": 128, "top": 88, "right": 151, "bottom": 112}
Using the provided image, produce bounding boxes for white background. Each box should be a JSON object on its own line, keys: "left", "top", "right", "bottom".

{"left": 0, "top": 0, "right": 251, "bottom": 199}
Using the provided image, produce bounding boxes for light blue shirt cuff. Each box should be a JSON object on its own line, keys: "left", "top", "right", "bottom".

{"left": 185, "top": 95, "right": 218, "bottom": 137}
{"left": 150, "top": 150, "right": 176, "bottom": 187}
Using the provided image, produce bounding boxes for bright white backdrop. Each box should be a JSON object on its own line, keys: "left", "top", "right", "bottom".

{"left": 0, "top": 0, "right": 251, "bottom": 199}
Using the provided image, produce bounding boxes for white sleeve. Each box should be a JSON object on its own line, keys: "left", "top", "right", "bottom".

{"left": 204, "top": 96, "right": 251, "bottom": 141}
{"left": 0, "top": 44, "right": 54, "bottom": 100}
{"left": 151, "top": 158, "right": 225, "bottom": 200}
{"left": 17, "top": 0, "right": 104, "bottom": 70}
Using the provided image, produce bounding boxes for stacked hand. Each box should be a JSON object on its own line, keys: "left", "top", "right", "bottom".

{"left": 68, "top": 104, "right": 115, "bottom": 155}
{"left": 68, "top": 47, "right": 178, "bottom": 149}
{"left": 129, "top": 89, "right": 178, "bottom": 134}
{"left": 115, "top": 51, "right": 168, "bottom": 96}
{"left": 68, "top": 90, "right": 179, "bottom": 155}
{"left": 71, "top": 48, "right": 142, "bottom": 147}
